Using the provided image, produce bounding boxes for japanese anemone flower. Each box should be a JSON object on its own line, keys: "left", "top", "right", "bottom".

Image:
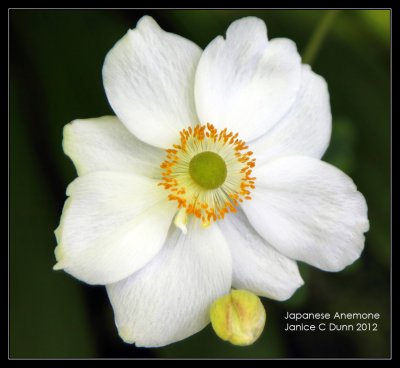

{"left": 54, "top": 16, "right": 369, "bottom": 347}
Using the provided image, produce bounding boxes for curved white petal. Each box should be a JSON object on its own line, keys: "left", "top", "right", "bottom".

{"left": 54, "top": 171, "right": 177, "bottom": 285}
{"left": 218, "top": 209, "right": 303, "bottom": 301}
{"left": 251, "top": 65, "right": 332, "bottom": 164}
{"left": 195, "top": 17, "right": 302, "bottom": 142}
{"left": 63, "top": 116, "right": 165, "bottom": 178}
{"left": 103, "top": 16, "right": 202, "bottom": 149}
{"left": 106, "top": 221, "right": 232, "bottom": 347}
{"left": 242, "top": 156, "right": 369, "bottom": 271}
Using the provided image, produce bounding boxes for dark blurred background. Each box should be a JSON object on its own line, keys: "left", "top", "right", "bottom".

{"left": 10, "top": 9, "right": 390, "bottom": 358}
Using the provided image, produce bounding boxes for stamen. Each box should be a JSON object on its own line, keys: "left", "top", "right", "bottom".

{"left": 158, "top": 123, "right": 256, "bottom": 227}
{"left": 174, "top": 208, "right": 188, "bottom": 234}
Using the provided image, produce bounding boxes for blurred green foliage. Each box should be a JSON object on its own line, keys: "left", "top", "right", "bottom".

{"left": 10, "top": 10, "right": 390, "bottom": 358}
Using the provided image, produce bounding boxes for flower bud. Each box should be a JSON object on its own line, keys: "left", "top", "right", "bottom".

{"left": 210, "top": 289, "right": 266, "bottom": 346}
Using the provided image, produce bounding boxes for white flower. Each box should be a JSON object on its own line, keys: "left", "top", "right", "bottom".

{"left": 54, "top": 16, "right": 369, "bottom": 347}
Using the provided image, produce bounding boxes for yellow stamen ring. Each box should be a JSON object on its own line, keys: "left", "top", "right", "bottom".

{"left": 158, "top": 123, "right": 256, "bottom": 227}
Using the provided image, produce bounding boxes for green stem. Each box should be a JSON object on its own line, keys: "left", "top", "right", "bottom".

{"left": 302, "top": 10, "right": 340, "bottom": 65}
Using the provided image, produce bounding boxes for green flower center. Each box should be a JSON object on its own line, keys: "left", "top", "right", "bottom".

{"left": 189, "top": 151, "right": 227, "bottom": 189}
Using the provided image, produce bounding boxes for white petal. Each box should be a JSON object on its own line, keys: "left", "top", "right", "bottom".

{"left": 195, "top": 17, "right": 302, "bottom": 142}
{"left": 241, "top": 156, "right": 369, "bottom": 271}
{"left": 63, "top": 116, "right": 165, "bottom": 178}
{"left": 103, "top": 16, "right": 202, "bottom": 149}
{"left": 218, "top": 209, "right": 303, "bottom": 301}
{"left": 106, "top": 221, "right": 232, "bottom": 347}
{"left": 54, "top": 171, "right": 177, "bottom": 285}
{"left": 251, "top": 65, "right": 332, "bottom": 164}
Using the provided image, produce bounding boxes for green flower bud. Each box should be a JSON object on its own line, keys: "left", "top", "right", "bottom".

{"left": 210, "top": 289, "right": 266, "bottom": 346}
